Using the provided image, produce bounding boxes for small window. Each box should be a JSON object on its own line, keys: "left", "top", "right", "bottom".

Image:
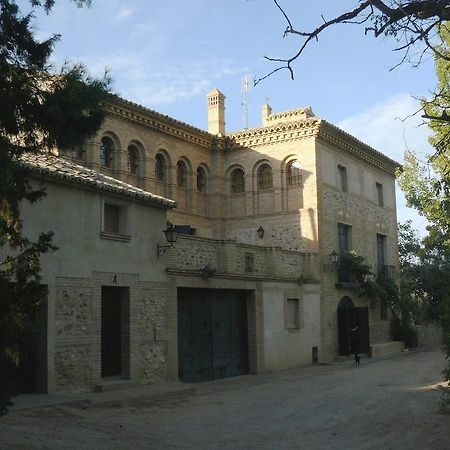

{"left": 176, "top": 161, "right": 188, "bottom": 188}
{"left": 155, "top": 154, "right": 166, "bottom": 181}
{"left": 231, "top": 168, "right": 245, "bottom": 193}
{"left": 100, "top": 137, "right": 114, "bottom": 168}
{"left": 338, "top": 165, "right": 348, "bottom": 192}
{"left": 104, "top": 204, "right": 121, "bottom": 233}
{"left": 377, "top": 233, "right": 387, "bottom": 272}
{"left": 287, "top": 299, "right": 300, "bottom": 330}
{"left": 376, "top": 182, "right": 384, "bottom": 207}
{"left": 287, "top": 160, "right": 302, "bottom": 186}
{"left": 197, "top": 167, "right": 206, "bottom": 192}
{"left": 127, "top": 145, "right": 139, "bottom": 174}
{"left": 245, "top": 252, "right": 254, "bottom": 273}
{"left": 257, "top": 163, "right": 273, "bottom": 190}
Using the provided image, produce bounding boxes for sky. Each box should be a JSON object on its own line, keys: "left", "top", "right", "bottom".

{"left": 20, "top": 0, "right": 437, "bottom": 236}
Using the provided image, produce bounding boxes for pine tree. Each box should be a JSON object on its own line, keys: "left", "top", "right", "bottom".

{"left": 0, "top": 0, "right": 109, "bottom": 415}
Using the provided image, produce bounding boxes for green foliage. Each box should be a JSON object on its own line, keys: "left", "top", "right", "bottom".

{"left": 337, "top": 251, "right": 401, "bottom": 315}
{"left": 337, "top": 250, "right": 372, "bottom": 284}
{"left": 0, "top": 0, "right": 109, "bottom": 416}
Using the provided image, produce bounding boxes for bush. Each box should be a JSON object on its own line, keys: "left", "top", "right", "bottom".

{"left": 390, "top": 316, "right": 418, "bottom": 348}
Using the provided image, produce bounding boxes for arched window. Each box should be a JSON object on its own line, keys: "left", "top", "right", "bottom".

{"left": 155, "top": 154, "right": 166, "bottom": 181}
{"left": 100, "top": 136, "right": 114, "bottom": 167}
{"left": 197, "top": 167, "right": 206, "bottom": 192}
{"left": 231, "top": 168, "right": 245, "bottom": 193}
{"left": 257, "top": 163, "right": 273, "bottom": 190}
{"left": 176, "top": 160, "right": 188, "bottom": 188}
{"left": 287, "top": 160, "right": 302, "bottom": 186}
{"left": 127, "top": 145, "right": 139, "bottom": 174}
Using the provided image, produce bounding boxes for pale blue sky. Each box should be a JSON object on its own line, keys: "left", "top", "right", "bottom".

{"left": 21, "top": 0, "right": 436, "bottom": 235}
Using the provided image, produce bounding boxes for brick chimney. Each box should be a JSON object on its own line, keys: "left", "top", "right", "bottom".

{"left": 262, "top": 102, "right": 272, "bottom": 126}
{"left": 207, "top": 89, "right": 225, "bottom": 135}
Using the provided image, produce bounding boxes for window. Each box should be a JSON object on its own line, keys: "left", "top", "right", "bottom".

{"left": 338, "top": 223, "right": 352, "bottom": 254}
{"left": 100, "top": 137, "right": 114, "bottom": 167}
{"left": 197, "top": 167, "right": 206, "bottom": 192}
{"left": 287, "top": 160, "right": 302, "bottom": 186}
{"left": 104, "top": 204, "right": 121, "bottom": 233}
{"left": 377, "top": 234, "right": 387, "bottom": 273}
{"left": 338, "top": 164, "right": 348, "bottom": 192}
{"left": 244, "top": 252, "right": 254, "bottom": 273}
{"left": 286, "top": 299, "right": 301, "bottom": 330}
{"left": 231, "top": 168, "right": 245, "bottom": 193}
{"left": 155, "top": 154, "right": 166, "bottom": 181}
{"left": 376, "top": 182, "right": 384, "bottom": 207}
{"left": 127, "top": 145, "right": 139, "bottom": 174}
{"left": 257, "top": 163, "right": 273, "bottom": 190}
{"left": 176, "top": 161, "right": 188, "bottom": 187}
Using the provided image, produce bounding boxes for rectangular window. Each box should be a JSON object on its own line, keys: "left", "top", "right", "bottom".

{"left": 376, "top": 182, "right": 384, "bottom": 207}
{"left": 244, "top": 252, "right": 254, "bottom": 273}
{"left": 377, "top": 234, "right": 388, "bottom": 273}
{"left": 104, "top": 204, "right": 121, "bottom": 233}
{"left": 287, "top": 299, "right": 300, "bottom": 330}
{"left": 338, "top": 223, "right": 352, "bottom": 254}
{"left": 338, "top": 165, "right": 348, "bottom": 192}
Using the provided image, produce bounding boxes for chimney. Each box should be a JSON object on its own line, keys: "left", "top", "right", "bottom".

{"left": 262, "top": 102, "right": 272, "bottom": 126}
{"left": 207, "top": 89, "right": 225, "bottom": 135}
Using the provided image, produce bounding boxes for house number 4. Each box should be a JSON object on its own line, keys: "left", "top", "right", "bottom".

{"left": 112, "top": 275, "right": 118, "bottom": 284}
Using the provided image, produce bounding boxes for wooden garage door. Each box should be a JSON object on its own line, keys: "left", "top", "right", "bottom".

{"left": 178, "top": 288, "right": 249, "bottom": 383}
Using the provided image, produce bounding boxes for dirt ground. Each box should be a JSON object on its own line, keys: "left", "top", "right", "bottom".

{"left": 0, "top": 350, "right": 449, "bottom": 450}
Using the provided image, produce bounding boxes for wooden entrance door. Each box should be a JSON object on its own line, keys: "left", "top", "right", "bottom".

{"left": 101, "top": 286, "right": 122, "bottom": 377}
{"left": 178, "top": 288, "right": 249, "bottom": 383}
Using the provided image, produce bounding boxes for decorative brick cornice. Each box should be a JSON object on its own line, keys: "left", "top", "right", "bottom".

{"left": 105, "top": 94, "right": 215, "bottom": 149}
{"left": 265, "top": 107, "right": 315, "bottom": 124}
{"left": 318, "top": 121, "right": 400, "bottom": 175}
{"left": 228, "top": 118, "right": 321, "bottom": 148}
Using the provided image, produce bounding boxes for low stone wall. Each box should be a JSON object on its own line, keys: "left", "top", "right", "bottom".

{"left": 370, "top": 341, "right": 404, "bottom": 358}
{"left": 415, "top": 324, "right": 442, "bottom": 349}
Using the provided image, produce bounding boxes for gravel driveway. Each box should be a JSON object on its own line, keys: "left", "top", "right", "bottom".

{"left": 1, "top": 350, "right": 449, "bottom": 450}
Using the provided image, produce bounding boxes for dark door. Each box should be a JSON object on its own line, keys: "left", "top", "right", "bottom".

{"left": 178, "top": 288, "right": 249, "bottom": 383}
{"left": 338, "top": 297, "right": 370, "bottom": 356}
{"left": 355, "top": 307, "right": 370, "bottom": 354}
{"left": 101, "top": 286, "right": 122, "bottom": 377}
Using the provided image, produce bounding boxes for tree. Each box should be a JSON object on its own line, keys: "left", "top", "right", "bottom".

{"left": 0, "top": 0, "right": 109, "bottom": 416}
{"left": 258, "top": 0, "right": 450, "bottom": 92}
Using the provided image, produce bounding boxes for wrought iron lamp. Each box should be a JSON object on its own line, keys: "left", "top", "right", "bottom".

{"left": 157, "top": 222, "right": 179, "bottom": 257}
{"left": 324, "top": 250, "right": 339, "bottom": 270}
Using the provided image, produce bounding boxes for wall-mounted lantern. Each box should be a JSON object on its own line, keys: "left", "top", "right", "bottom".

{"left": 324, "top": 250, "right": 339, "bottom": 270}
{"left": 257, "top": 226, "right": 265, "bottom": 239}
{"left": 157, "top": 222, "right": 179, "bottom": 257}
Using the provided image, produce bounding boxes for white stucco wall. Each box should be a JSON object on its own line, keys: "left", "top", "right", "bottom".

{"left": 262, "top": 283, "right": 321, "bottom": 371}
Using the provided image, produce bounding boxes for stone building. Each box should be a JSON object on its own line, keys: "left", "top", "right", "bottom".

{"left": 20, "top": 88, "right": 400, "bottom": 393}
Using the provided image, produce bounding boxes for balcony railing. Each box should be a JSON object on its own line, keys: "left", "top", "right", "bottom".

{"left": 167, "top": 235, "right": 319, "bottom": 281}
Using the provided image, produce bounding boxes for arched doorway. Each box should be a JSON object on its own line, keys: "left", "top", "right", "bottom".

{"left": 337, "top": 297, "right": 370, "bottom": 356}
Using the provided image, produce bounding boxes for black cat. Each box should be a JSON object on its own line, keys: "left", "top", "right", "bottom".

{"left": 354, "top": 353, "right": 360, "bottom": 365}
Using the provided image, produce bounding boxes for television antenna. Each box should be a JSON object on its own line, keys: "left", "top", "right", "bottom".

{"left": 241, "top": 75, "right": 252, "bottom": 129}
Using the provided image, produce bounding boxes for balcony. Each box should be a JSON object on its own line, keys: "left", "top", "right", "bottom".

{"left": 166, "top": 235, "right": 319, "bottom": 282}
